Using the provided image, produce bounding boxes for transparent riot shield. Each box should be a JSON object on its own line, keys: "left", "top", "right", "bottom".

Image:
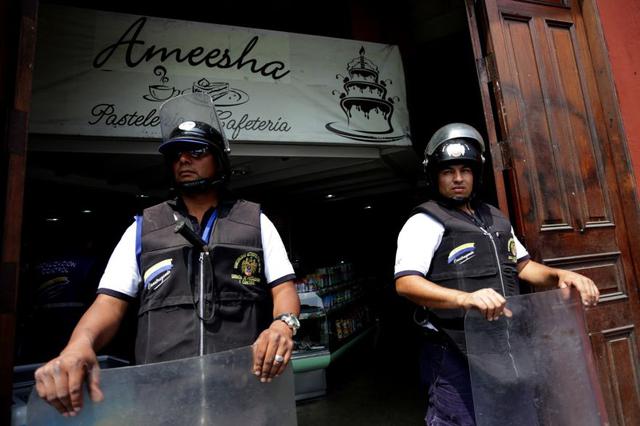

{"left": 158, "top": 92, "right": 230, "bottom": 151}
{"left": 27, "top": 346, "right": 297, "bottom": 426}
{"left": 465, "top": 289, "right": 606, "bottom": 426}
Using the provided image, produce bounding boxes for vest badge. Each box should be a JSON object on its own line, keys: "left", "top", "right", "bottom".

{"left": 144, "top": 258, "right": 173, "bottom": 290}
{"left": 448, "top": 243, "right": 476, "bottom": 265}
{"left": 232, "top": 252, "right": 262, "bottom": 285}
{"left": 508, "top": 237, "right": 518, "bottom": 262}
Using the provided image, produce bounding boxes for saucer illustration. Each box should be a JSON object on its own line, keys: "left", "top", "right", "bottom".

{"left": 210, "top": 88, "right": 249, "bottom": 106}
{"left": 325, "top": 121, "right": 405, "bottom": 142}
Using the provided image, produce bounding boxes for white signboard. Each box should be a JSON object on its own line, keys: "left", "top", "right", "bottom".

{"left": 30, "top": 5, "right": 411, "bottom": 146}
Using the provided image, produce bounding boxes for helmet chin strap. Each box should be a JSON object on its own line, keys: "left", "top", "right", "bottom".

{"left": 437, "top": 194, "right": 469, "bottom": 208}
{"left": 435, "top": 187, "right": 478, "bottom": 209}
{"left": 175, "top": 176, "right": 224, "bottom": 194}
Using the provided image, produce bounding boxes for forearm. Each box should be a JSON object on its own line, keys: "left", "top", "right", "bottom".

{"left": 253, "top": 281, "right": 299, "bottom": 381}
{"left": 517, "top": 260, "right": 559, "bottom": 287}
{"left": 517, "top": 259, "right": 599, "bottom": 306}
{"left": 396, "top": 274, "right": 510, "bottom": 321}
{"left": 395, "top": 275, "right": 467, "bottom": 309}
{"left": 271, "top": 281, "right": 300, "bottom": 317}
{"left": 64, "top": 294, "right": 128, "bottom": 354}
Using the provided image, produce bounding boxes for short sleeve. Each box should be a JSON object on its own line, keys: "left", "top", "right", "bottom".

{"left": 394, "top": 213, "right": 445, "bottom": 279}
{"left": 97, "top": 221, "right": 141, "bottom": 299}
{"left": 260, "top": 213, "right": 296, "bottom": 286}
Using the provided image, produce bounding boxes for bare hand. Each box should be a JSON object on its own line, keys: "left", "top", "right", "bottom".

{"left": 252, "top": 320, "right": 294, "bottom": 383}
{"left": 458, "top": 288, "right": 512, "bottom": 321}
{"left": 557, "top": 270, "right": 599, "bottom": 306}
{"left": 34, "top": 344, "right": 103, "bottom": 416}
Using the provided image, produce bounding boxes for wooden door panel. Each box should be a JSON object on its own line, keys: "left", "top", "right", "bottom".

{"left": 513, "top": 0, "right": 568, "bottom": 6}
{"left": 500, "top": 14, "right": 573, "bottom": 231}
{"left": 604, "top": 329, "right": 640, "bottom": 426}
{"left": 474, "top": 0, "right": 640, "bottom": 423}
{"left": 547, "top": 22, "right": 612, "bottom": 225}
{"left": 545, "top": 250, "right": 626, "bottom": 299}
{"left": 498, "top": 10, "right": 615, "bottom": 240}
{"left": 591, "top": 326, "right": 640, "bottom": 426}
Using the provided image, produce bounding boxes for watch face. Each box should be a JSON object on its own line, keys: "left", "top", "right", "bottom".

{"left": 290, "top": 315, "right": 300, "bottom": 328}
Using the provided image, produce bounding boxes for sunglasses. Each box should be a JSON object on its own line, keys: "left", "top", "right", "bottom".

{"left": 170, "top": 147, "right": 210, "bottom": 160}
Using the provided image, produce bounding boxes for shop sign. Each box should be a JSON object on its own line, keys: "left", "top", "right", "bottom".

{"left": 30, "top": 5, "right": 411, "bottom": 146}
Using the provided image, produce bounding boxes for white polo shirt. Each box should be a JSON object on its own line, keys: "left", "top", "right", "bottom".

{"left": 394, "top": 212, "right": 529, "bottom": 279}
{"left": 98, "top": 213, "right": 295, "bottom": 298}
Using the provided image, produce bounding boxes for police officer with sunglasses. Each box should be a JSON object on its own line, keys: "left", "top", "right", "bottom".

{"left": 35, "top": 93, "right": 301, "bottom": 416}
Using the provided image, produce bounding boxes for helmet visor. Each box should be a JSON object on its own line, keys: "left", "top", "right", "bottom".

{"left": 158, "top": 92, "right": 229, "bottom": 153}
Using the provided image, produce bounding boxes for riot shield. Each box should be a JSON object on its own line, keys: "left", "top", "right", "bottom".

{"left": 465, "top": 289, "right": 606, "bottom": 426}
{"left": 158, "top": 92, "right": 230, "bottom": 152}
{"left": 27, "top": 346, "right": 297, "bottom": 426}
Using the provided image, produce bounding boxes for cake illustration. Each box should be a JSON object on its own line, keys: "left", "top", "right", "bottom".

{"left": 189, "top": 77, "right": 249, "bottom": 107}
{"left": 192, "top": 78, "right": 230, "bottom": 101}
{"left": 336, "top": 47, "right": 395, "bottom": 134}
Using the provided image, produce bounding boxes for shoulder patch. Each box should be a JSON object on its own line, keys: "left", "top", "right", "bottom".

{"left": 143, "top": 258, "right": 173, "bottom": 290}
{"left": 448, "top": 243, "right": 476, "bottom": 265}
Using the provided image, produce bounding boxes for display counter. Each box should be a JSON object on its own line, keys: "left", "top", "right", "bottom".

{"left": 291, "top": 262, "right": 376, "bottom": 400}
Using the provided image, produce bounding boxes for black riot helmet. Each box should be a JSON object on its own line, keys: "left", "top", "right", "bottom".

{"left": 158, "top": 92, "right": 231, "bottom": 191}
{"left": 423, "top": 123, "right": 486, "bottom": 204}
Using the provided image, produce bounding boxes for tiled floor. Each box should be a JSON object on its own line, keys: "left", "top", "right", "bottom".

{"left": 295, "top": 316, "right": 426, "bottom": 426}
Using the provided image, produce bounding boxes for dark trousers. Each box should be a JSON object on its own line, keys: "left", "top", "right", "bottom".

{"left": 420, "top": 339, "right": 476, "bottom": 426}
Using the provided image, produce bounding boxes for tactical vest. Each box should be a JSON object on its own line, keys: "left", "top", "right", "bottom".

{"left": 135, "top": 199, "right": 271, "bottom": 364}
{"left": 414, "top": 200, "right": 520, "bottom": 352}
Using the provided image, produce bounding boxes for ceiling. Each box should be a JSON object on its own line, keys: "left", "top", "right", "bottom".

{"left": 25, "top": 136, "right": 424, "bottom": 220}
{"left": 229, "top": 147, "right": 423, "bottom": 205}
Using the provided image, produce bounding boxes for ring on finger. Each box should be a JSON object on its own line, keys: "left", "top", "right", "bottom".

{"left": 274, "top": 354, "right": 285, "bottom": 363}
{"left": 53, "top": 361, "right": 62, "bottom": 377}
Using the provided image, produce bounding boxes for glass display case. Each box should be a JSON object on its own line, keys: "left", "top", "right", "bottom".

{"left": 291, "top": 262, "right": 376, "bottom": 400}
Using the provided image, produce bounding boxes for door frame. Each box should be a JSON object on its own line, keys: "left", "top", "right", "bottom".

{"left": 0, "top": 0, "right": 38, "bottom": 422}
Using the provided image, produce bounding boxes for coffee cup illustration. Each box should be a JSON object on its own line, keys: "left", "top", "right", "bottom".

{"left": 147, "top": 84, "right": 179, "bottom": 101}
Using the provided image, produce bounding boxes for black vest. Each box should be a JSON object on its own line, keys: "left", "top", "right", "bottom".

{"left": 135, "top": 199, "right": 271, "bottom": 364}
{"left": 414, "top": 200, "right": 520, "bottom": 351}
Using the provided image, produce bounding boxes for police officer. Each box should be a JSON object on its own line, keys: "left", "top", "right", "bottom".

{"left": 35, "top": 93, "right": 301, "bottom": 417}
{"left": 394, "top": 123, "right": 599, "bottom": 425}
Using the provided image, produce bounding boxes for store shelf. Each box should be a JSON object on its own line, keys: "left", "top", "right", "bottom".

{"left": 293, "top": 266, "right": 373, "bottom": 364}
{"left": 299, "top": 311, "right": 325, "bottom": 320}
{"left": 290, "top": 325, "right": 375, "bottom": 402}
{"left": 292, "top": 263, "right": 378, "bottom": 401}
{"left": 324, "top": 294, "right": 364, "bottom": 315}
{"left": 291, "top": 324, "right": 376, "bottom": 372}
{"left": 314, "top": 280, "right": 353, "bottom": 296}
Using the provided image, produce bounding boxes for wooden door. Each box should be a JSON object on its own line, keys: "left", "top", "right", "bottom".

{"left": 1, "top": 0, "right": 38, "bottom": 422}
{"left": 467, "top": 0, "right": 640, "bottom": 424}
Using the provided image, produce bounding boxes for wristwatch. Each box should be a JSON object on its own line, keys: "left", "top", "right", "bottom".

{"left": 274, "top": 313, "right": 300, "bottom": 336}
